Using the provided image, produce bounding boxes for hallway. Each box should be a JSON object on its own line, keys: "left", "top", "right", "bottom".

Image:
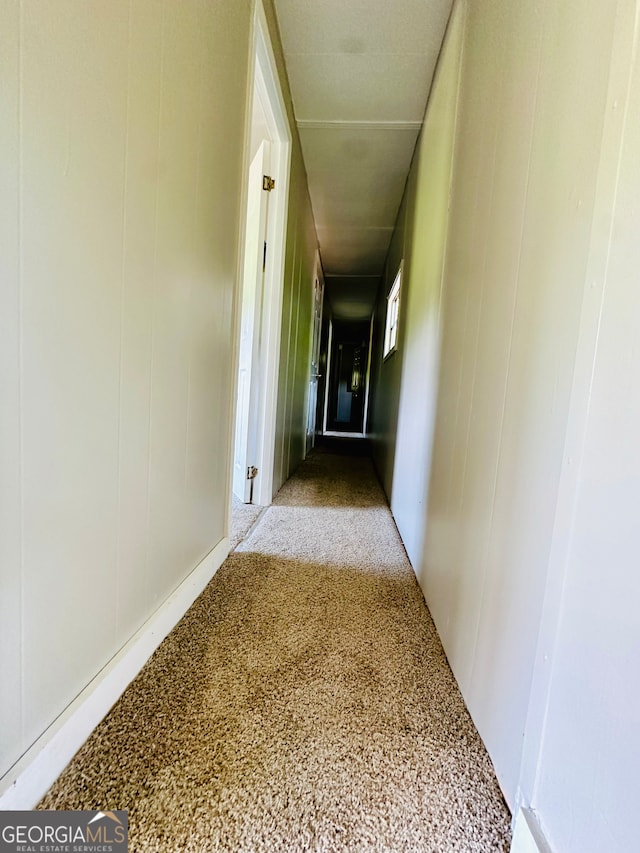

{"left": 2, "top": 2, "right": 640, "bottom": 850}
{"left": 39, "top": 448, "right": 511, "bottom": 851}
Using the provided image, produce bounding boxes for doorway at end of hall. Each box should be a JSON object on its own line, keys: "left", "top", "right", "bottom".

{"left": 324, "top": 318, "right": 371, "bottom": 436}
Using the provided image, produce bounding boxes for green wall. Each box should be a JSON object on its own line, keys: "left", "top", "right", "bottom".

{"left": 262, "top": 1, "right": 318, "bottom": 495}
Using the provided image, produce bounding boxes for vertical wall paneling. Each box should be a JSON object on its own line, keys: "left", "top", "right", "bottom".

{"left": 20, "top": 3, "right": 128, "bottom": 746}
{"left": 0, "top": 0, "right": 23, "bottom": 773}
{"left": 0, "top": 0, "right": 252, "bottom": 782}
{"left": 521, "top": 3, "right": 640, "bottom": 851}
{"left": 285, "top": 244, "right": 303, "bottom": 470}
{"left": 369, "top": 202, "right": 407, "bottom": 493}
{"left": 289, "top": 238, "right": 307, "bottom": 464}
{"left": 116, "top": 0, "right": 162, "bottom": 641}
{"left": 272, "top": 159, "right": 318, "bottom": 493}
{"left": 368, "top": 0, "right": 634, "bottom": 831}
{"left": 422, "top": 0, "right": 617, "bottom": 804}
{"left": 389, "top": 2, "right": 466, "bottom": 570}
{"left": 147, "top": 0, "right": 201, "bottom": 607}
{"left": 274, "top": 222, "right": 296, "bottom": 489}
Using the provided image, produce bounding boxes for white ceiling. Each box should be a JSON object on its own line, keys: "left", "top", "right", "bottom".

{"left": 274, "top": 0, "right": 454, "bottom": 318}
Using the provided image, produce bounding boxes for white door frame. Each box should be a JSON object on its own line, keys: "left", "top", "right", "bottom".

{"left": 322, "top": 316, "right": 372, "bottom": 438}
{"left": 305, "top": 251, "right": 324, "bottom": 456}
{"left": 230, "top": 0, "right": 291, "bottom": 508}
{"left": 322, "top": 319, "right": 333, "bottom": 435}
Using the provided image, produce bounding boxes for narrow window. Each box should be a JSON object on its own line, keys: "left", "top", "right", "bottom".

{"left": 383, "top": 264, "right": 402, "bottom": 359}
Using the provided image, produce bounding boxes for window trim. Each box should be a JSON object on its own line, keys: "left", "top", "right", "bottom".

{"left": 383, "top": 263, "right": 402, "bottom": 360}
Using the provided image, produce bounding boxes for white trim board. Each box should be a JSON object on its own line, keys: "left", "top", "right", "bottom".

{"left": 0, "top": 537, "right": 229, "bottom": 810}
{"left": 323, "top": 431, "right": 366, "bottom": 439}
{"left": 321, "top": 320, "right": 333, "bottom": 434}
{"left": 296, "top": 120, "right": 422, "bottom": 132}
{"left": 510, "top": 808, "right": 554, "bottom": 853}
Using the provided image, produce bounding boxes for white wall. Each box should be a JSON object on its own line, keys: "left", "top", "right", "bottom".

{"left": 369, "top": 2, "right": 464, "bottom": 510}
{"left": 369, "top": 204, "right": 406, "bottom": 493}
{"left": 519, "top": 3, "right": 640, "bottom": 850}
{"left": 370, "top": 0, "right": 640, "bottom": 845}
{"left": 421, "top": 0, "right": 622, "bottom": 811}
{"left": 388, "top": 3, "right": 465, "bottom": 568}
{"left": 0, "top": 0, "right": 251, "bottom": 782}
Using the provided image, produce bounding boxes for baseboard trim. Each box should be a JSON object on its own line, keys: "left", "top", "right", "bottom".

{"left": 511, "top": 808, "right": 554, "bottom": 853}
{"left": 322, "top": 431, "right": 366, "bottom": 439}
{"left": 0, "top": 537, "right": 230, "bottom": 810}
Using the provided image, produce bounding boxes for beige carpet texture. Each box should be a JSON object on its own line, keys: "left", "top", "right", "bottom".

{"left": 230, "top": 495, "right": 263, "bottom": 552}
{"left": 39, "top": 448, "right": 512, "bottom": 852}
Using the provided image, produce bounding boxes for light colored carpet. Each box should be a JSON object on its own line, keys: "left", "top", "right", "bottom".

{"left": 39, "top": 451, "right": 512, "bottom": 852}
{"left": 230, "top": 495, "right": 263, "bottom": 551}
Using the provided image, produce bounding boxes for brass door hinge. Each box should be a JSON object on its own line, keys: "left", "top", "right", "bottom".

{"left": 262, "top": 175, "right": 275, "bottom": 192}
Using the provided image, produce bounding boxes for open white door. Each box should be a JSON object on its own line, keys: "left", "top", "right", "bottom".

{"left": 306, "top": 268, "right": 324, "bottom": 455}
{"left": 233, "top": 141, "right": 271, "bottom": 502}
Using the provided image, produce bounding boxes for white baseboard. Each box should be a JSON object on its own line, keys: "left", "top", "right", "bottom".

{"left": 0, "top": 537, "right": 229, "bottom": 810}
{"left": 511, "top": 808, "right": 554, "bottom": 853}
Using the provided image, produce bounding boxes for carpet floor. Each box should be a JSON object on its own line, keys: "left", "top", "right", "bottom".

{"left": 39, "top": 450, "right": 512, "bottom": 852}
{"left": 230, "top": 495, "right": 263, "bottom": 552}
